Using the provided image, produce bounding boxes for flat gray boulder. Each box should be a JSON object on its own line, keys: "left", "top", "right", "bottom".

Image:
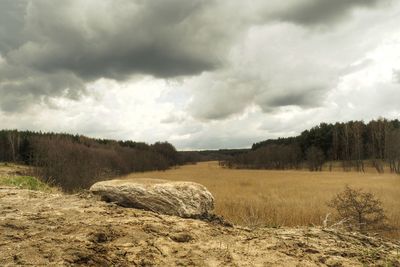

{"left": 90, "top": 178, "right": 214, "bottom": 218}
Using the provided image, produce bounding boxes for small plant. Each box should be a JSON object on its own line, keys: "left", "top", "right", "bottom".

{"left": 328, "top": 186, "right": 387, "bottom": 232}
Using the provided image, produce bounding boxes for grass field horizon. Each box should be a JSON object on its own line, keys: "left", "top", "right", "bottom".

{"left": 120, "top": 161, "right": 400, "bottom": 238}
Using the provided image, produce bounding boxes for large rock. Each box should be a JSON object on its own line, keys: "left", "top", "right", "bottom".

{"left": 90, "top": 178, "right": 214, "bottom": 218}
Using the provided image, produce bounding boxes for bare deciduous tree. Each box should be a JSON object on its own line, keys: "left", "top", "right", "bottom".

{"left": 328, "top": 186, "right": 387, "bottom": 233}
{"left": 351, "top": 122, "right": 364, "bottom": 172}
{"left": 385, "top": 129, "right": 400, "bottom": 174}
{"left": 306, "top": 146, "right": 325, "bottom": 171}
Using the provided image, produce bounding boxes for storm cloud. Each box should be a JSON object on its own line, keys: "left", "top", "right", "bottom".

{"left": 0, "top": 0, "right": 233, "bottom": 111}
{"left": 272, "top": 0, "right": 389, "bottom": 26}
{"left": 1, "top": 0, "right": 399, "bottom": 149}
{"left": 14, "top": 0, "right": 224, "bottom": 78}
{"left": 1, "top": 0, "right": 392, "bottom": 113}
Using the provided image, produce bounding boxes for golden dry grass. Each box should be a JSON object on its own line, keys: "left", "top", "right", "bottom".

{"left": 120, "top": 161, "right": 400, "bottom": 238}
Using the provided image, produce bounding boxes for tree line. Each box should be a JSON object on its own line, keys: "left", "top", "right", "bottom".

{"left": 0, "top": 130, "right": 180, "bottom": 191}
{"left": 179, "top": 149, "right": 248, "bottom": 164}
{"left": 226, "top": 118, "right": 400, "bottom": 173}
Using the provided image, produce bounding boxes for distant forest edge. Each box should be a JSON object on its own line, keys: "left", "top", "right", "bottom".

{"left": 1, "top": 118, "right": 399, "bottom": 190}
{"left": 224, "top": 118, "right": 400, "bottom": 173}
{"left": 0, "top": 130, "right": 181, "bottom": 191}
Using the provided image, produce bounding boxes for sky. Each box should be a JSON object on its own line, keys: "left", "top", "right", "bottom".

{"left": 1, "top": 0, "right": 400, "bottom": 150}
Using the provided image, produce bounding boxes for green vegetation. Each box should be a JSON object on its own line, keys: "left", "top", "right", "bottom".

{"left": 0, "top": 176, "right": 52, "bottom": 192}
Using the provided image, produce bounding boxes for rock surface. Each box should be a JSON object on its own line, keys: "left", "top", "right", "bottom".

{"left": 1, "top": 186, "right": 400, "bottom": 266}
{"left": 90, "top": 178, "right": 215, "bottom": 218}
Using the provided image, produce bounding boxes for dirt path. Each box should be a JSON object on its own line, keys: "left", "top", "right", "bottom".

{"left": 0, "top": 186, "right": 399, "bottom": 266}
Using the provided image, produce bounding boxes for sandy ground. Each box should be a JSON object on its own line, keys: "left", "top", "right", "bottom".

{"left": 0, "top": 186, "right": 399, "bottom": 266}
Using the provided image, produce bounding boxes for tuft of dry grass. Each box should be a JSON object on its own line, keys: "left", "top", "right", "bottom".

{"left": 120, "top": 161, "right": 400, "bottom": 238}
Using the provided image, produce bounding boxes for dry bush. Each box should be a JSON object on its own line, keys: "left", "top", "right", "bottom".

{"left": 31, "top": 137, "right": 120, "bottom": 190}
{"left": 328, "top": 186, "right": 388, "bottom": 233}
{"left": 29, "top": 136, "right": 175, "bottom": 191}
{"left": 0, "top": 130, "right": 181, "bottom": 191}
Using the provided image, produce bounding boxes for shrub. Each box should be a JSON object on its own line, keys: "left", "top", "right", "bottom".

{"left": 328, "top": 186, "right": 387, "bottom": 232}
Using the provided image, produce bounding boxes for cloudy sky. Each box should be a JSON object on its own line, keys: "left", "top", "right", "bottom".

{"left": 1, "top": 0, "right": 400, "bottom": 150}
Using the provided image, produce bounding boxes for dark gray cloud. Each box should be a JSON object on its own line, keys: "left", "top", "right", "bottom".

{"left": 0, "top": 66, "right": 85, "bottom": 112}
{"left": 0, "top": 0, "right": 393, "bottom": 114}
{"left": 259, "top": 88, "right": 324, "bottom": 109}
{"left": 0, "top": 0, "right": 27, "bottom": 53}
{"left": 10, "top": 0, "right": 219, "bottom": 79}
{"left": 0, "top": 0, "right": 230, "bottom": 112}
{"left": 272, "top": 0, "right": 388, "bottom": 26}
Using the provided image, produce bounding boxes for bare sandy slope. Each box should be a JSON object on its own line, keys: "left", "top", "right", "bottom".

{"left": 0, "top": 187, "right": 399, "bottom": 266}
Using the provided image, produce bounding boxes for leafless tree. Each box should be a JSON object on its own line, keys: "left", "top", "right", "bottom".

{"left": 341, "top": 123, "right": 352, "bottom": 171}
{"left": 306, "top": 146, "right": 325, "bottom": 171}
{"left": 6, "top": 131, "right": 19, "bottom": 162}
{"left": 368, "top": 119, "right": 388, "bottom": 173}
{"left": 328, "top": 186, "right": 387, "bottom": 233}
{"left": 385, "top": 129, "right": 400, "bottom": 174}
{"left": 351, "top": 122, "right": 364, "bottom": 172}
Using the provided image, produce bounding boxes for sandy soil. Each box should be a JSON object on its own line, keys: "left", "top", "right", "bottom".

{"left": 0, "top": 186, "right": 399, "bottom": 266}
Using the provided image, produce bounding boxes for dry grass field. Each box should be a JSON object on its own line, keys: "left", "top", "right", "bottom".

{"left": 121, "top": 161, "right": 400, "bottom": 238}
